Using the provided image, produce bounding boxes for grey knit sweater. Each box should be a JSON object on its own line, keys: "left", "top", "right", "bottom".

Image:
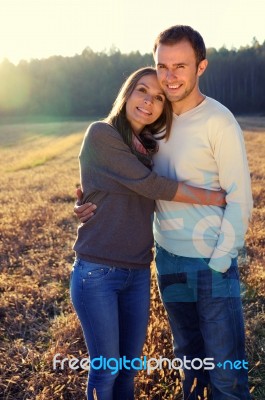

{"left": 73, "top": 122, "right": 178, "bottom": 269}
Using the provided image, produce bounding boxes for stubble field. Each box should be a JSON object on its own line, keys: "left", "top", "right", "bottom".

{"left": 0, "top": 117, "right": 264, "bottom": 399}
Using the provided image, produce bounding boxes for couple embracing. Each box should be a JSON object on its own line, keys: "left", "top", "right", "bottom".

{"left": 71, "top": 25, "right": 252, "bottom": 400}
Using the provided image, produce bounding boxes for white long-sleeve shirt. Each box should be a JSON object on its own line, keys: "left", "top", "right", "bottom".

{"left": 153, "top": 96, "right": 253, "bottom": 272}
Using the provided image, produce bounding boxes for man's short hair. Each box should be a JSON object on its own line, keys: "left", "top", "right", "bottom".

{"left": 153, "top": 25, "right": 206, "bottom": 66}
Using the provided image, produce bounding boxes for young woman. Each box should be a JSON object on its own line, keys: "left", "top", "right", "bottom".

{"left": 70, "top": 67, "right": 226, "bottom": 400}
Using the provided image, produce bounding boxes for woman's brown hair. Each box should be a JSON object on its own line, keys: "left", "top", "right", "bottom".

{"left": 105, "top": 67, "right": 172, "bottom": 166}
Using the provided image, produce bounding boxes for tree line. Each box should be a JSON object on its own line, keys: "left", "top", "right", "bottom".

{"left": 0, "top": 40, "right": 264, "bottom": 118}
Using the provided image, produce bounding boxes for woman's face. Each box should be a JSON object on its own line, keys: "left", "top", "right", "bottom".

{"left": 125, "top": 74, "right": 166, "bottom": 135}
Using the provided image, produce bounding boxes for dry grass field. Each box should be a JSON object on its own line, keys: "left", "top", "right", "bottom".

{"left": 0, "top": 117, "right": 264, "bottom": 399}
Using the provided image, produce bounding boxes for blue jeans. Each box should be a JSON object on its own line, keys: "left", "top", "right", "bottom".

{"left": 155, "top": 244, "right": 251, "bottom": 400}
{"left": 70, "top": 258, "right": 150, "bottom": 400}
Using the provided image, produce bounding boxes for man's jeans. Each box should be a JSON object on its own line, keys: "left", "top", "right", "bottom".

{"left": 155, "top": 243, "right": 251, "bottom": 400}
{"left": 70, "top": 258, "right": 150, "bottom": 400}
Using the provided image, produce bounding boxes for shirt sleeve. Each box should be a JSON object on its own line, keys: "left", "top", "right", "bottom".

{"left": 80, "top": 122, "right": 178, "bottom": 201}
{"left": 209, "top": 121, "right": 253, "bottom": 272}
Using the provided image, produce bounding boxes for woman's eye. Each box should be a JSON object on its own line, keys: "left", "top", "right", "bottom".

{"left": 138, "top": 87, "right": 146, "bottom": 93}
{"left": 155, "top": 95, "right": 164, "bottom": 102}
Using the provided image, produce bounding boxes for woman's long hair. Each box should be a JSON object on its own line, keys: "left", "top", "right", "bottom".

{"left": 105, "top": 67, "right": 172, "bottom": 167}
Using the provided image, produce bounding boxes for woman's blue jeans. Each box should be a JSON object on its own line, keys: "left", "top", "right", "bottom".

{"left": 155, "top": 243, "right": 251, "bottom": 400}
{"left": 70, "top": 258, "right": 150, "bottom": 400}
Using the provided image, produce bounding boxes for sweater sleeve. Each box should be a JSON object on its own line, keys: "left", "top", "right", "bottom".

{"left": 209, "top": 121, "right": 253, "bottom": 272}
{"left": 80, "top": 122, "right": 178, "bottom": 201}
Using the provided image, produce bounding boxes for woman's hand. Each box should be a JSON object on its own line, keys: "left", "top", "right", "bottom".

{"left": 74, "top": 187, "right": 97, "bottom": 223}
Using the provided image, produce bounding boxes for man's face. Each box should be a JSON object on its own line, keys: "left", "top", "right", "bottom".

{"left": 154, "top": 41, "right": 206, "bottom": 107}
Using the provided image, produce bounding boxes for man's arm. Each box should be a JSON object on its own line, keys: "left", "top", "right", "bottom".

{"left": 209, "top": 121, "right": 253, "bottom": 273}
{"left": 74, "top": 187, "right": 97, "bottom": 223}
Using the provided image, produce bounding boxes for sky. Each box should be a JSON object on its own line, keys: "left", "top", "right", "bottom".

{"left": 0, "top": 0, "right": 264, "bottom": 64}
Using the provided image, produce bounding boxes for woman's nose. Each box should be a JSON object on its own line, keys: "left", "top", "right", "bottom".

{"left": 144, "top": 95, "right": 152, "bottom": 104}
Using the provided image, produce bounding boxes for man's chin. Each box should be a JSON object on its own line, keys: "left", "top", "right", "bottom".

{"left": 165, "top": 94, "right": 183, "bottom": 103}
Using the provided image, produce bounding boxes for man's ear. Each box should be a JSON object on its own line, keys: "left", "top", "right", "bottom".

{"left": 197, "top": 59, "right": 208, "bottom": 77}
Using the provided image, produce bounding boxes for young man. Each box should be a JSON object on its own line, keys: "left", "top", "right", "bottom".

{"left": 75, "top": 25, "right": 253, "bottom": 400}
{"left": 152, "top": 25, "right": 252, "bottom": 399}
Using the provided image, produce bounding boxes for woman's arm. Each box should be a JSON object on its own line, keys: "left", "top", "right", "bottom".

{"left": 86, "top": 124, "right": 226, "bottom": 205}
{"left": 74, "top": 184, "right": 226, "bottom": 223}
{"left": 76, "top": 123, "right": 226, "bottom": 223}
{"left": 172, "top": 182, "right": 226, "bottom": 207}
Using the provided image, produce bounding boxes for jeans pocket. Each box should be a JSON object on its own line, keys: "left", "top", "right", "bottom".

{"left": 79, "top": 259, "right": 112, "bottom": 281}
{"left": 223, "top": 262, "right": 239, "bottom": 280}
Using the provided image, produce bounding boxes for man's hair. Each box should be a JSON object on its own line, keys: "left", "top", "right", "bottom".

{"left": 153, "top": 25, "right": 206, "bottom": 66}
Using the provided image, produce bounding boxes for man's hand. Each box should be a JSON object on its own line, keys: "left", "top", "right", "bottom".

{"left": 74, "top": 187, "right": 97, "bottom": 223}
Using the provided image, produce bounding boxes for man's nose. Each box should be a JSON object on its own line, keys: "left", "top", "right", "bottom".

{"left": 166, "top": 70, "right": 177, "bottom": 81}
